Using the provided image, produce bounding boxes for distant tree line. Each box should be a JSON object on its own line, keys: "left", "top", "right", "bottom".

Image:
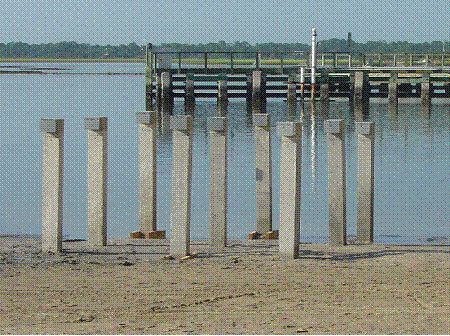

{"left": 0, "top": 40, "right": 448, "bottom": 59}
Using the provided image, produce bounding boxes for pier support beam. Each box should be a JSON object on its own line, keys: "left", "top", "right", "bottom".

{"left": 277, "top": 121, "right": 302, "bottom": 259}
{"left": 84, "top": 117, "right": 108, "bottom": 247}
{"left": 356, "top": 122, "right": 375, "bottom": 244}
{"left": 161, "top": 72, "right": 174, "bottom": 116}
{"left": 217, "top": 78, "right": 228, "bottom": 116}
{"left": 252, "top": 71, "right": 267, "bottom": 114}
{"left": 421, "top": 73, "right": 431, "bottom": 116}
{"left": 253, "top": 113, "right": 272, "bottom": 235}
{"left": 354, "top": 71, "right": 369, "bottom": 120}
{"left": 185, "top": 73, "right": 195, "bottom": 115}
{"left": 136, "top": 111, "right": 159, "bottom": 236}
{"left": 324, "top": 119, "right": 346, "bottom": 246}
{"left": 388, "top": 73, "right": 398, "bottom": 115}
{"left": 169, "top": 115, "right": 193, "bottom": 258}
{"left": 207, "top": 117, "right": 228, "bottom": 249}
{"left": 40, "top": 119, "right": 64, "bottom": 253}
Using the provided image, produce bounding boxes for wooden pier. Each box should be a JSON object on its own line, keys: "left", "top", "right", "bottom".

{"left": 145, "top": 50, "right": 450, "bottom": 111}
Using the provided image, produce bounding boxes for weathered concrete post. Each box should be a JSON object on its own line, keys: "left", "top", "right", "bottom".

{"left": 354, "top": 71, "right": 369, "bottom": 119}
{"left": 324, "top": 119, "right": 346, "bottom": 246}
{"left": 155, "top": 73, "right": 162, "bottom": 119}
{"left": 169, "top": 115, "right": 193, "bottom": 258}
{"left": 277, "top": 121, "right": 302, "bottom": 259}
{"left": 287, "top": 78, "right": 297, "bottom": 115}
{"left": 246, "top": 74, "right": 253, "bottom": 113}
{"left": 355, "top": 122, "right": 375, "bottom": 244}
{"left": 388, "top": 73, "right": 398, "bottom": 114}
{"left": 136, "top": 111, "right": 165, "bottom": 238}
{"left": 185, "top": 73, "right": 195, "bottom": 115}
{"left": 84, "top": 117, "right": 108, "bottom": 247}
{"left": 217, "top": 76, "right": 228, "bottom": 116}
{"left": 320, "top": 81, "right": 330, "bottom": 115}
{"left": 161, "top": 72, "right": 174, "bottom": 115}
{"left": 253, "top": 113, "right": 272, "bottom": 235}
{"left": 40, "top": 119, "right": 64, "bottom": 253}
{"left": 252, "top": 71, "right": 267, "bottom": 113}
{"left": 207, "top": 117, "right": 228, "bottom": 249}
{"left": 421, "top": 72, "right": 431, "bottom": 115}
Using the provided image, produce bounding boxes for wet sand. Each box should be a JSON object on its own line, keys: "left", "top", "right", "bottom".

{"left": 1, "top": 236, "right": 450, "bottom": 334}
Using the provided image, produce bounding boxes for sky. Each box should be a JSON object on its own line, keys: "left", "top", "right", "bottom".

{"left": 1, "top": 0, "right": 449, "bottom": 45}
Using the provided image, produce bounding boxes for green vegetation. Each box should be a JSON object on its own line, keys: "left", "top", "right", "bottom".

{"left": 0, "top": 40, "right": 448, "bottom": 61}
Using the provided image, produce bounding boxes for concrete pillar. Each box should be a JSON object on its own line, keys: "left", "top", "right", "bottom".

{"left": 207, "top": 117, "right": 228, "bottom": 249}
{"left": 355, "top": 122, "right": 375, "bottom": 244}
{"left": 287, "top": 82, "right": 297, "bottom": 115}
{"left": 252, "top": 71, "right": 266, "bottom": 114}
{"left": 217, "top": 78, "right": 228, "bottom": 116}
{"left": 324, "top": 119, "right": 346, "bottom": 245}
{"left": 185, "top": 73, "right": 195, "bottom": 115}
{"left": 388, "top": 73, "right": 398, "bottom": 115}
{"left": 320, "top": 83, "right": 330, "bottom": 115}
{"left": 277, "top": 121, "right": 302, "bottom": 259}
{"left": 169, "top": 115, "right": 193, "bottom": 258}
{"left": 246, "top": 74, "right": 253, "bottom": 113}
{"left": 421, "top": 72, "right": 431, "bottom": 115}
{"left": 161, "top": 72, "right": 174, "bottom": 115}
{"left": 354, "top": 71, "right": 369, "bottom": 118}
{"left": 40, "top": 119, "right": 64, "bottom": 253}
{"left": 253, "top": 114, "right": 272, "bottom": 234}
{"left": 136, "top": 111, "right": 158, "bottom": 234}
{"left": 145, "top": 75, "right": 153, "bottom": 111}
{"left": 155, "top": 73, "right": 162, "bottom": 119}
{"left": 84, "top": 117, "right": 108, "bottom": 247}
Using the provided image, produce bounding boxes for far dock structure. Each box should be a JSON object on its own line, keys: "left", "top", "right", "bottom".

{"left": 145, "top": 46, "right": 450, "bottom": 112}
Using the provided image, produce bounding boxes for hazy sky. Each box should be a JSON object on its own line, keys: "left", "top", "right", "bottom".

{"left": 1, "top": 0, "right": 449, "bottom": 45}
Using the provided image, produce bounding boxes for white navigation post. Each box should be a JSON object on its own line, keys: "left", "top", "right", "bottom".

{"left": 311, "top": 28, "right": 317, "bottom": 100}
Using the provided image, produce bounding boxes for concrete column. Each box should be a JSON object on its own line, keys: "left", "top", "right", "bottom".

{"left": 169, "top": 115, "right": 193, "bottom": 258}
{"left": 161, "top": 72, "right": 174, "bottom": 115}
{"left": 84, "top": 117, "right": 108, "bottom": 247}
{"left": 287, "top": 82, "right": 297, "bottom": 115}
{"left": 207, "top": 117, "right": 228, "bottom": 249}
{"left": 324, "top": 119, "right": 346, "bottom": 246}
{"left": 136, "top": 111, "right": 158, "bottom": 234}
{"left": 421, "top": 72, "right": 431, "bottom": 115}
{"left": 355, "top": 122, "right": 375, "bottom": 244}
{"left": 145, "top": 74, "right": 153, "bottom": 111}
{"left": 277, "top": 121, "right": 302, "bottom": 259}
{"left": 217, "top": 79, "right": 228, "bottom": 116}
{"left": 185, "top": 73, "right": 195, "bottom": 115}
{"left": 320, "top": 83, "right": 330, "bottom": 115}
{"left": 388, "top": 73, "right": 398, "bottom": 114}
{"left": 252, "top": 71, "right": 266, "bottom": 114}
{"left": 155, "top": 73, "right": 162, "bottom": 119}
{"left": 354, "top": 71, "right": 369, "bottom": 118}
{"left": 40, "top": 119, "right": 64, "bottom": 253}
{"left": 253, "top": 114, "right": 272, "bottom": 235}
{"left": 246, "top": 74, "right": 253, "bottom": 113}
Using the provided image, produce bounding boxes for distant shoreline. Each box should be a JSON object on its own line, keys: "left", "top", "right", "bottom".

{"left": 0, "top": 58, "right": 145, "bottom": 63}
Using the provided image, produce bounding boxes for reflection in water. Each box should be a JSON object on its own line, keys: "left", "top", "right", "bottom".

{"left": 310, "top": 110, "right": 317, "bottom": 192}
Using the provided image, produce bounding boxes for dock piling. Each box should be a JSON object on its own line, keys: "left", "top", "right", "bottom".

{"left": 217, "top": 77, "right": 228, "bottom": 116}
{"left": 421, "top": 72, "right": 431, "bottom": 115}
{"left": 161, "top": 72, "right": 174, "bottom": 115}
{"left": 252, "top": 71, "right": 267, "bottom": 113}
{"left": 287, "top": 81, "right": 297, "bottom": 115}
{"left": 185, "top": 73, "right": 195, "bottom": 115}
{"left": 354, "top": 71, "right": 369, "bottom": 120}
{"left": 388, "top": 73, "right": 398, "bottom": 114}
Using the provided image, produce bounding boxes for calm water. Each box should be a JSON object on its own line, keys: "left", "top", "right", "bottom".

{"left": 1, "top": 63, "right": 449, "bottom": 245}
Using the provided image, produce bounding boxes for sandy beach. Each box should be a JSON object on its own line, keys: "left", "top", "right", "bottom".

{"left": 1, "top": 235, "right": 450, "bottom": 334}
